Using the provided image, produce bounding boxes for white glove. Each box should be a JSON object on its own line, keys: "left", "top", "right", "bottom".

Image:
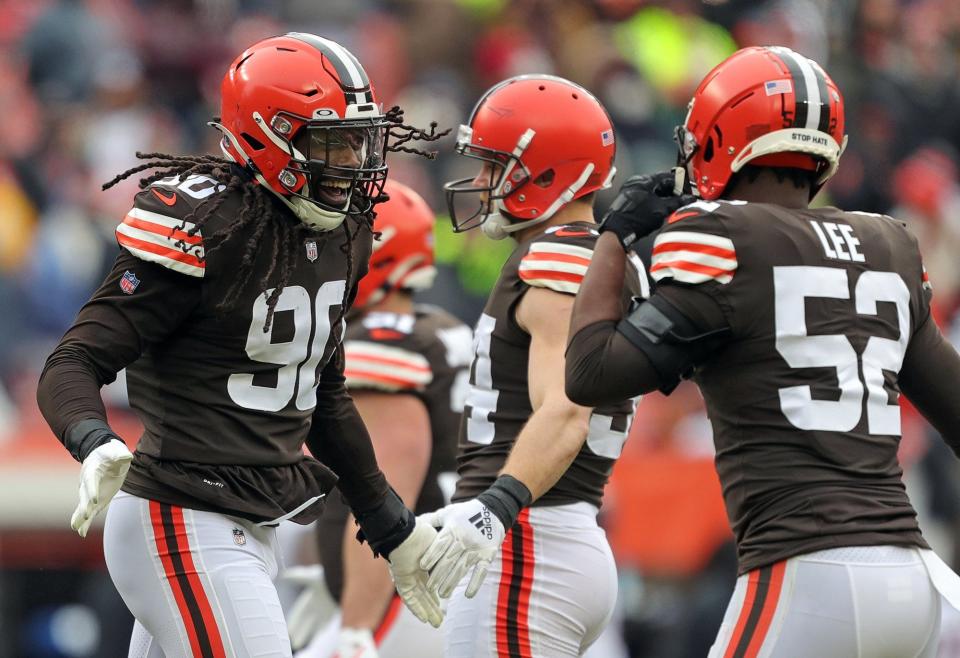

{"left": 333, "top": 627, "right": 378, "bottom": 658}
{"left": 419, "top": 499, "right": 505, "bottom": 599}
{"left": 71, "top": 439, "right": 133, "bottom": 537}
{"left": 386, "top": 518, "right": 444, "bottom": 628}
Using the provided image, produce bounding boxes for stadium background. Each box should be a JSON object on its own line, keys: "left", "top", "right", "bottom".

{"left": 2, "top": 0, "right": 960, "bottom": 656}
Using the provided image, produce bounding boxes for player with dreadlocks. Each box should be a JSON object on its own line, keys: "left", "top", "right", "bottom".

{"left": 36, "top": 33, "right": 446, "bottom": 658}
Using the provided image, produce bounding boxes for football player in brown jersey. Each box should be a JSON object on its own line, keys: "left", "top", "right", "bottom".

{"left": 36, "top": 34, "right": 448, "bottom": 657}
{"left": 295, "top": 180, "right": 472, "bottom": 658}
{"left": 567, "top": 46, "right": 960, "bottom": 657}
{"left": 418, "top": 75, "right": 645, "bottom": 657}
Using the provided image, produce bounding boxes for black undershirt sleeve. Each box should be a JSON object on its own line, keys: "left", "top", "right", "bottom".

{"left": 654, "top": 284, "right": 731, "bottom": 335}
{"left": 899, "top": 309, "right": 960, "bottom": 455}
{"left": 37, "top": 251, "right": 201, "bottom": 449}
{"left": 305, "top": 351, "right": 389, "bottom": 515}
{"left": 565, "top": 284, "right": 730, "bottom": 406}
{"left": 565, "top": 321, "right": 662, "bottom": 405}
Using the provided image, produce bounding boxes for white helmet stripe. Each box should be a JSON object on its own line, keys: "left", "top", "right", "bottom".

{"left": 286, "top": 33, "right": 373, "bottom": 105}
{"left": 770, "top": 47, "right": 823, "bottom": 132}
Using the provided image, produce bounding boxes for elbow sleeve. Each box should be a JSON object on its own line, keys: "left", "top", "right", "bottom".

{"left": 616, "top": 295, "right": 730, "bottom": 394}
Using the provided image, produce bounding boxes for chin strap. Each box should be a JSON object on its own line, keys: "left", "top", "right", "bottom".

{"left": 263, "top": 177, "right": 349, "bottom": 232}
{"left": 481, "top": 162, "right": 596, "bottom": 241}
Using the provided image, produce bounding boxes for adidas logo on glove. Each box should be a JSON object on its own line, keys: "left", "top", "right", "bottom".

{"left": 469, "top": 509, "right": 495, "bottom": 540}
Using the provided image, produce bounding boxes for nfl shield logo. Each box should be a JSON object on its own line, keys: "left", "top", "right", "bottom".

{"left": 119, "top": 270, "right": 140, "bottom": 294}
{"left": 305, "top": 240, "right": 318, "bottom": 262}
{"left": 233, "top": 528, "right": 246, "bottom": 546}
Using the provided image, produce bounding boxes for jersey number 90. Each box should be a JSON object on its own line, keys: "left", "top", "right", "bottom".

{"left": 228, "top": 281, "right": 346, "bottom": 412}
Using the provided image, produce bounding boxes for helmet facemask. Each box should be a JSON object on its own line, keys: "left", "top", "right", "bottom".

{"left": 443, "top": 126, "right": 530, "bottom": 233}
{"left": 284, "top": 115, "right": 389, "bottom": 216}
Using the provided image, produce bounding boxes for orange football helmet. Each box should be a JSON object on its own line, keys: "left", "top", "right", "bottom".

{"left": 444, "top": 75, "right": 617, "bottom": 239}
{"left": 214, "top": 33, "right": 389, "bottom": 230}
{"left": 354, "top": 180, "right": 436, "bottom": 309}
{"left": 676, "top": 46, "right": 847, "bottom": 200}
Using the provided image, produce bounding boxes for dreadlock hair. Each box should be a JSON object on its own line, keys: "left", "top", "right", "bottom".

{"left": 383, "top": 105, "right": 449, "bottom": 160}
{"left": 102, "top": 108, "right": 449, "bottom": 345}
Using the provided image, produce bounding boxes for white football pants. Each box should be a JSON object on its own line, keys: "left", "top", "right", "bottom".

{"left": 442, "top": 501, "right": 618, "bottom": 657}
{"left": 104, "top": 491, "right": 291, "bottom": 657}
{"left": 708, "top": 545, "right": 946, "bottom": 658}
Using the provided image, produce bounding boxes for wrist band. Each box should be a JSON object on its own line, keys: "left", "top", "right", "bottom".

{"left": 477, "top": 474, "right": 532, "bottom": 530}
{"left": 64, "top": 419, "right": 124, "bottom": 463}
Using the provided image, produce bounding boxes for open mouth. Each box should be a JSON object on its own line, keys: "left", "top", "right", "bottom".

{"left": 313, "top": 177, "right": 352, "bottom": 207}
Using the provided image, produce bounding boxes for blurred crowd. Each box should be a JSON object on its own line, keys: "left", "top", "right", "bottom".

{"left": 3, "top": 0, "right": 960, "bottom": 656}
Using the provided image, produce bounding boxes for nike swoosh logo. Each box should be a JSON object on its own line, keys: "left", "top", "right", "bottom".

{"left": 553, "top": 228, "right": 591, "bottom": 237}
{"left": 151, "top": 188, "right": 178, "bottom": 206}
{"left": 668, "top": 210, "right": 699, "bottom": 224}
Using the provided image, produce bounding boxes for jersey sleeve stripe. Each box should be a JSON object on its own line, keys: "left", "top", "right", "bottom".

{"left": 518, "top": 271, "right": 582, "bottom": 294}
{"left": 117, "top": 206, "right": 206, "bottom": 277}
{"left": 519, "top": 259, "right": 589, "bottom": 277}
{"left": 116, "top": 224, "right": 205, "bottom": 263}
{"left": 651, "top": 229, "right": 736, "bottom": 285}
{"left": 123, "top": 213, "right": 203, "bottom": 246}
{"left": 651, "top": 248, "right": 736, "bottom": 271}
{"left": 347, "top": 352, "right": 432, "bottom": 374}
{"left": 654, "top": 230, "right": 734, "bottom": 251}
{"left": 652, "top": 241, "right": 735, "bottom": 260}
{"left": 519, "top": 268, "right": 584, "bottom": 284}
{"left": 528, "top": 241, "right": 594, "bottom": 259}
{"left": 345, "top": 341, "right": 431, "bottom": 369}
{"left": 344, "top": 340, "right": 433, "bottom": 389}
{"left": 649, "top": 259, "right": 734, "bottom": 284}
{"left": 519, "top": 243, "right": 594, "bottom": 293}
{"left": 116, "top": 231, "right": 206, "bottom": 277}
{"left": 521, "top": 251, "right": 593, "bottom": 267}
{"left": 344, "top": 369, "right": 427, "bottom": 391}
{"left": 116, "top": 230, "right": 204, "bottom": 267}
{"left": 128, "top": 206, "right": 196, "bottom": 229}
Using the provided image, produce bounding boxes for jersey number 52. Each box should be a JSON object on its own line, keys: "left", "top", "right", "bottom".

{"left": 774, "top": 266, "right": 909, "bottom": 435}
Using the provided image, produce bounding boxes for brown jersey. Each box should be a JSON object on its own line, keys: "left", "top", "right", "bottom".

{"left": 454, "top": 222, "right": 645, "bottom": 509}
{"left": 317, "top": 305, "right": 472, "bottom": 601}
{"left": 649, "top": 200, "right": 932, "bottom": 573}
{"left": 41, "top": 172, "right": 373, "bottom": 524}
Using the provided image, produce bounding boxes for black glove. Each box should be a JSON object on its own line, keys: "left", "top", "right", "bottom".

{"left": 599, "top": 171, "right": 695, "bottom": 249}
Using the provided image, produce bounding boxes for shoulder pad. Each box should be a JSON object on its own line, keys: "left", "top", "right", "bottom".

{"left": 651, "top": 206, "right": 736, "bottom": 285}
{"left": 115, "top": 190, "right": 205, "bottom": 278}
{"left": 519, "top": 226, "right": 597, "bottom": 294}
{"left": 344, "top": 340, "right": 433, "bottom": 392}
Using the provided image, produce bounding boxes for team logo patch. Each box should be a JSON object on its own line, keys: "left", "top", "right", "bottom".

{"left": 305, "top": 240, "right": 319, "bottom": 262}
{"left": 233, "top": 528, "right": 246, "bottom": 546}
{"left": 119, "top": 270, "right": 140, "bottom": 294}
